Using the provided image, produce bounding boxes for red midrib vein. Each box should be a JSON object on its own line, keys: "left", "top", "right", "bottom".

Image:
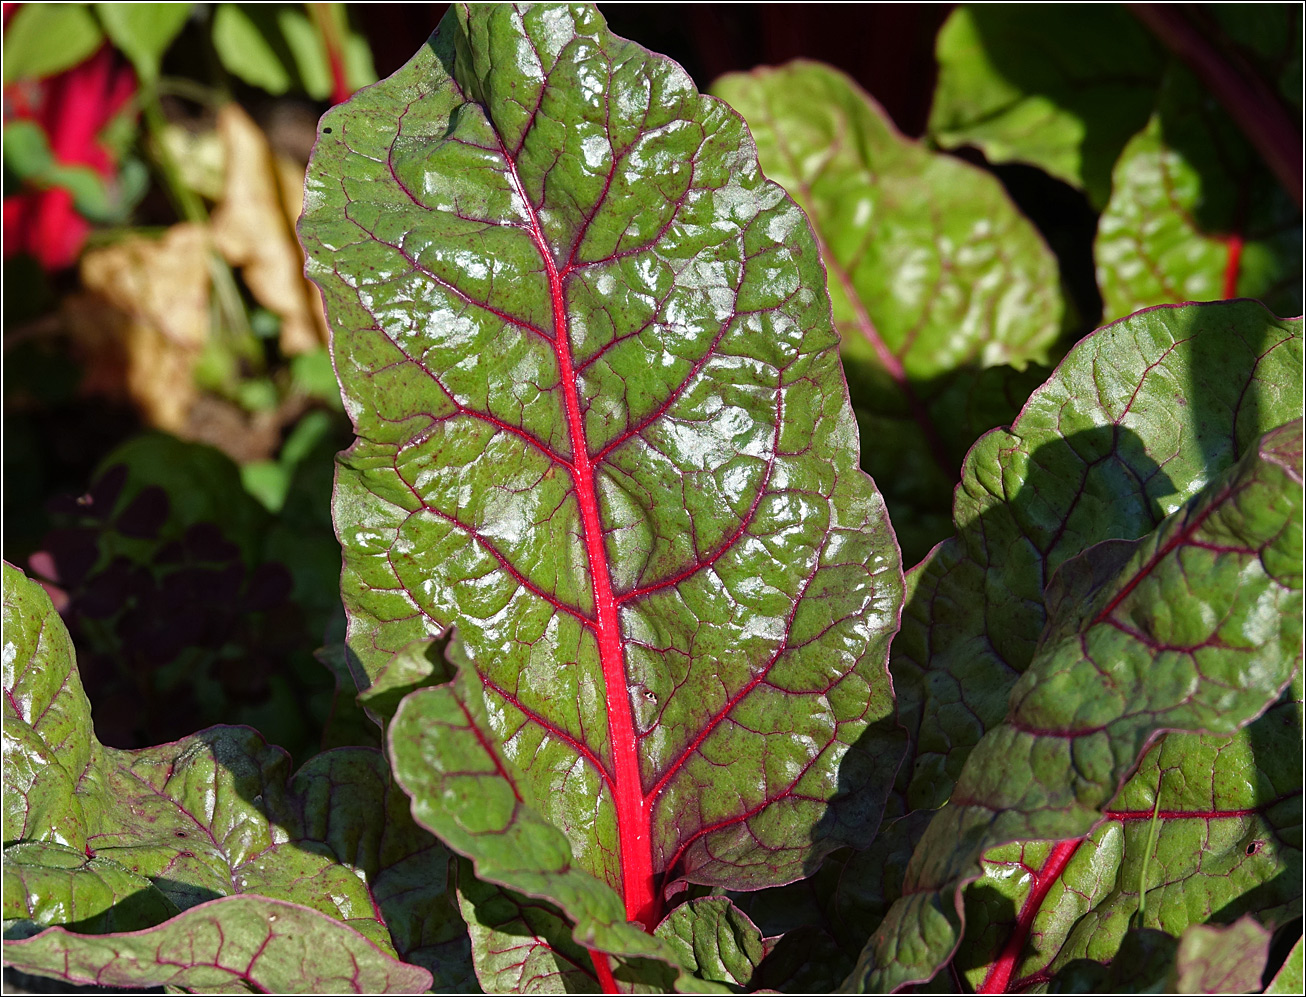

{"left": 499, "top": 141, "right": 658, "bottom": 931}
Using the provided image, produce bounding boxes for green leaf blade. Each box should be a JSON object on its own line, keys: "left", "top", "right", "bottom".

{"left": 301, "top": 2, "right": 905, "bottom": 956}
{"left": 713, "top": 60, "right": 1063, "bottom": 565}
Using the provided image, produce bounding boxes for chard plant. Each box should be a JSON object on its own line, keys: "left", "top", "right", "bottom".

{"left": 4, "top": 5, "right": 1302, "bottom": 994}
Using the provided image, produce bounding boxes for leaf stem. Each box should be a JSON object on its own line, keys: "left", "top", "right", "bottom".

{"left": 1135, "top": 785, "right": 1164, "bottom": 927}
{"left": 1129, "top": 3, "right": 1303, "bottom": 207}
{"left": 978, "top": 838, "right": 1083, "bottom": 994}
{"left": 590, "top": 949, "right": 618, "bottom": 994}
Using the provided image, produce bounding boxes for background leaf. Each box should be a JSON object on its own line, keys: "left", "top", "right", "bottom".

{"left": 927, "top": 4, "right": 1166, "bottom": 208}
{"left": 94, "top": 2, "right": 192, "bottom": 85}
{"left": 1096, "top": 66, "right": 1302, "bottom": 322}
{"left": 2, "top": 4, "right": 105, "bottom": 84}
{"left": 713, "top": 60, "right": 1063, "bottom": 565}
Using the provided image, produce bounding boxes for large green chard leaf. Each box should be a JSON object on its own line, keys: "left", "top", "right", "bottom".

{"left": 927, "top": 5, "right": 1166, "bottom": 208}
{"left": 711, "top": 61, "right": 1062, "bottom": 565}
{"left": 892, "top": 301, "right": 1302, "bottom": 818}
{"left": 847, "top": 417, "right": 1303, "bottom": 992}
{"left": 299, "top": 3, "right": 905, "bottom": 981}
{"left": 1, "top": 562, "right": 460, "bottom": 993}
{"left": 1096, "top": 66, "right": 1302, "bottom": 322}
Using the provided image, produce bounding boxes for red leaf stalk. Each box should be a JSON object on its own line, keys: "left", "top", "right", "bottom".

{"left": 978, "top": 838, "right": 1084, "bottom": 994}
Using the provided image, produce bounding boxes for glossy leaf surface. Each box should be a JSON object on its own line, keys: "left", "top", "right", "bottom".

{"left": 928, "top": 5, "right": 1165, "bottom": 207}
{"left": 891, "top": 301, "right": 1302, "bottom": 818}
{"left": 1, "top": 563, "right": 460, "bottom": 993}
{"left": 849, "top": 416, "right": 1303, "bottom": 992}
{"left": 301, "top": 1, "right": 904, "bottom": 951}
{"left": 4, "top": 895, "right": 431, "bottom": 994}
{"left": 712, "top": 61, "right": 1062, "bottom": 565}
{"left": 955, "top": 687, "right": 1301, "bottom": 991}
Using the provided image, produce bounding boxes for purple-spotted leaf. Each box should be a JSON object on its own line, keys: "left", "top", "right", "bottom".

{"left": 300, "top": 0, "right": 904, "bottom": 961}
{"left": 952, "top": 686, "right": 1301, "bottom": 991}
{"left": 711, "top": 61, "right": 1063, "bottom": 565}
{"left": 927, "top": 5, "right": 1166, "bottom": 207}
{"left": 3, "top": 894, "right": 431, "bottom": 994}
{"left": 892, "top": 301, "right": 1302, "bottom": 818}
{"left": 1169, "top": 917, "right": 1273, "bottom": 994}
{"left": 847, "top": 417, "right": 1303, "bottom": 992}
{"left": 1096, "top": 67, "right": 1302, "bottom": 322}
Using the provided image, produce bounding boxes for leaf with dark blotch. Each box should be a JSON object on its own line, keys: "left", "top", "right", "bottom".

{"left": 1096, "top": 66, "right": 1302, "bottom": 322}
{"left": 1169, "top": 917, "right": 1272, "bottom": 994}
{"left": 892, "top": 301, "right": 1302, "bottom": 819}
{"left": 846, "top": 418, "right": 1302, "bottom": 992}
{"left": 2, "top": 895, "right": 432, "bottom": 994}
{"left": 927, "top": 5, "right": 1166, "bottom": 207}
{"left": 300, "top": 2, "right": 905, "bottom": 968}
{"left": 712, "top": 61, "right": 1063, "bottom": 566}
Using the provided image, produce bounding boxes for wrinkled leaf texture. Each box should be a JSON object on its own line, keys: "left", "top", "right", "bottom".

{"left": 1, "top": 562, "right": 461, "bottom": 993}
{"left": 299, "top": 1, "right": 904, "bottom": 987}
{"left": 848, "top": 301, "right": 1303, "bottom": 991}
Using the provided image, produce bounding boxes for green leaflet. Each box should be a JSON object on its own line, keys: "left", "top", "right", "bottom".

{"left": 2, "top": 4, "right": 105, "bottom": 84}
{"left": 1, "top": 562, "right": 463, "bottom": 993}
{"left": 847, "top": 417, "right": 1303, "bottom": 992}
{"left": 1168, "top": 918, "right": 1273, "bottom": 994}
{"left": 300, "top": 3, "right": 904, "bottom": 976}
{"left": 927, "top": 5, "right": 1166, "bottom": 208}
{"left": 712, "top": 61, "right": 1062, "bottom": 566}
{"left": 1267, "top": 936, "right": 1306, "bottom": 995}
{"left": 655, "top": 897, "right": 767, "bottom": 989}
{"left": 1096, "top": 66, "right": 1302, "bottom": 322}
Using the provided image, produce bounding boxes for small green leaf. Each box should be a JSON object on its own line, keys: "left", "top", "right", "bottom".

{"left": 1266, "top": 935, "right": 1305, "bottom": 995}
{"left": 1096, "top": 67, "right": 1302, "bottom": 321}
{"left": 1169, "top": 917, "right": 1272, "bottom": 994}
{"left": 2, "top": 895, "right": 432, "bottom": 994}
{"left": 211, "top": 3, "right": 293, "bottom": 95}
{"left": 2, "top": 3, "right": 104, "bottom": 84}
{"left": 655, "top": 897, "right": 767, "bottom": 989}
{"left": 95, "top": 2, "right": 191, "bottom": 85}
{"left": 928, "top": 5, "right": 1166, "bottom": 207}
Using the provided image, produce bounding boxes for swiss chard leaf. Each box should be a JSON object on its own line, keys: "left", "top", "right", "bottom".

{"left": 954, "top": 684, "right": 1302, "bottom": 991}
{"left": 1096, "top": 66, "right": 1302, "bottom": 322}
{"left": 891, "top": 301, "right": 1302, "bottom": 818}
{"left": 1, "top": 562, "right": 462, "bottom": 993}
{"left": 849, "top": 416, "right": 1303, "bottom": 991}
{"left": 927, "top": 4, "right": 1166, "bottom": 208}
{"left": 299, "top": 4, "right": 904, "bottom": 979}
{"left": 711, "top": 61, "right": 1063, "bottom": 566}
